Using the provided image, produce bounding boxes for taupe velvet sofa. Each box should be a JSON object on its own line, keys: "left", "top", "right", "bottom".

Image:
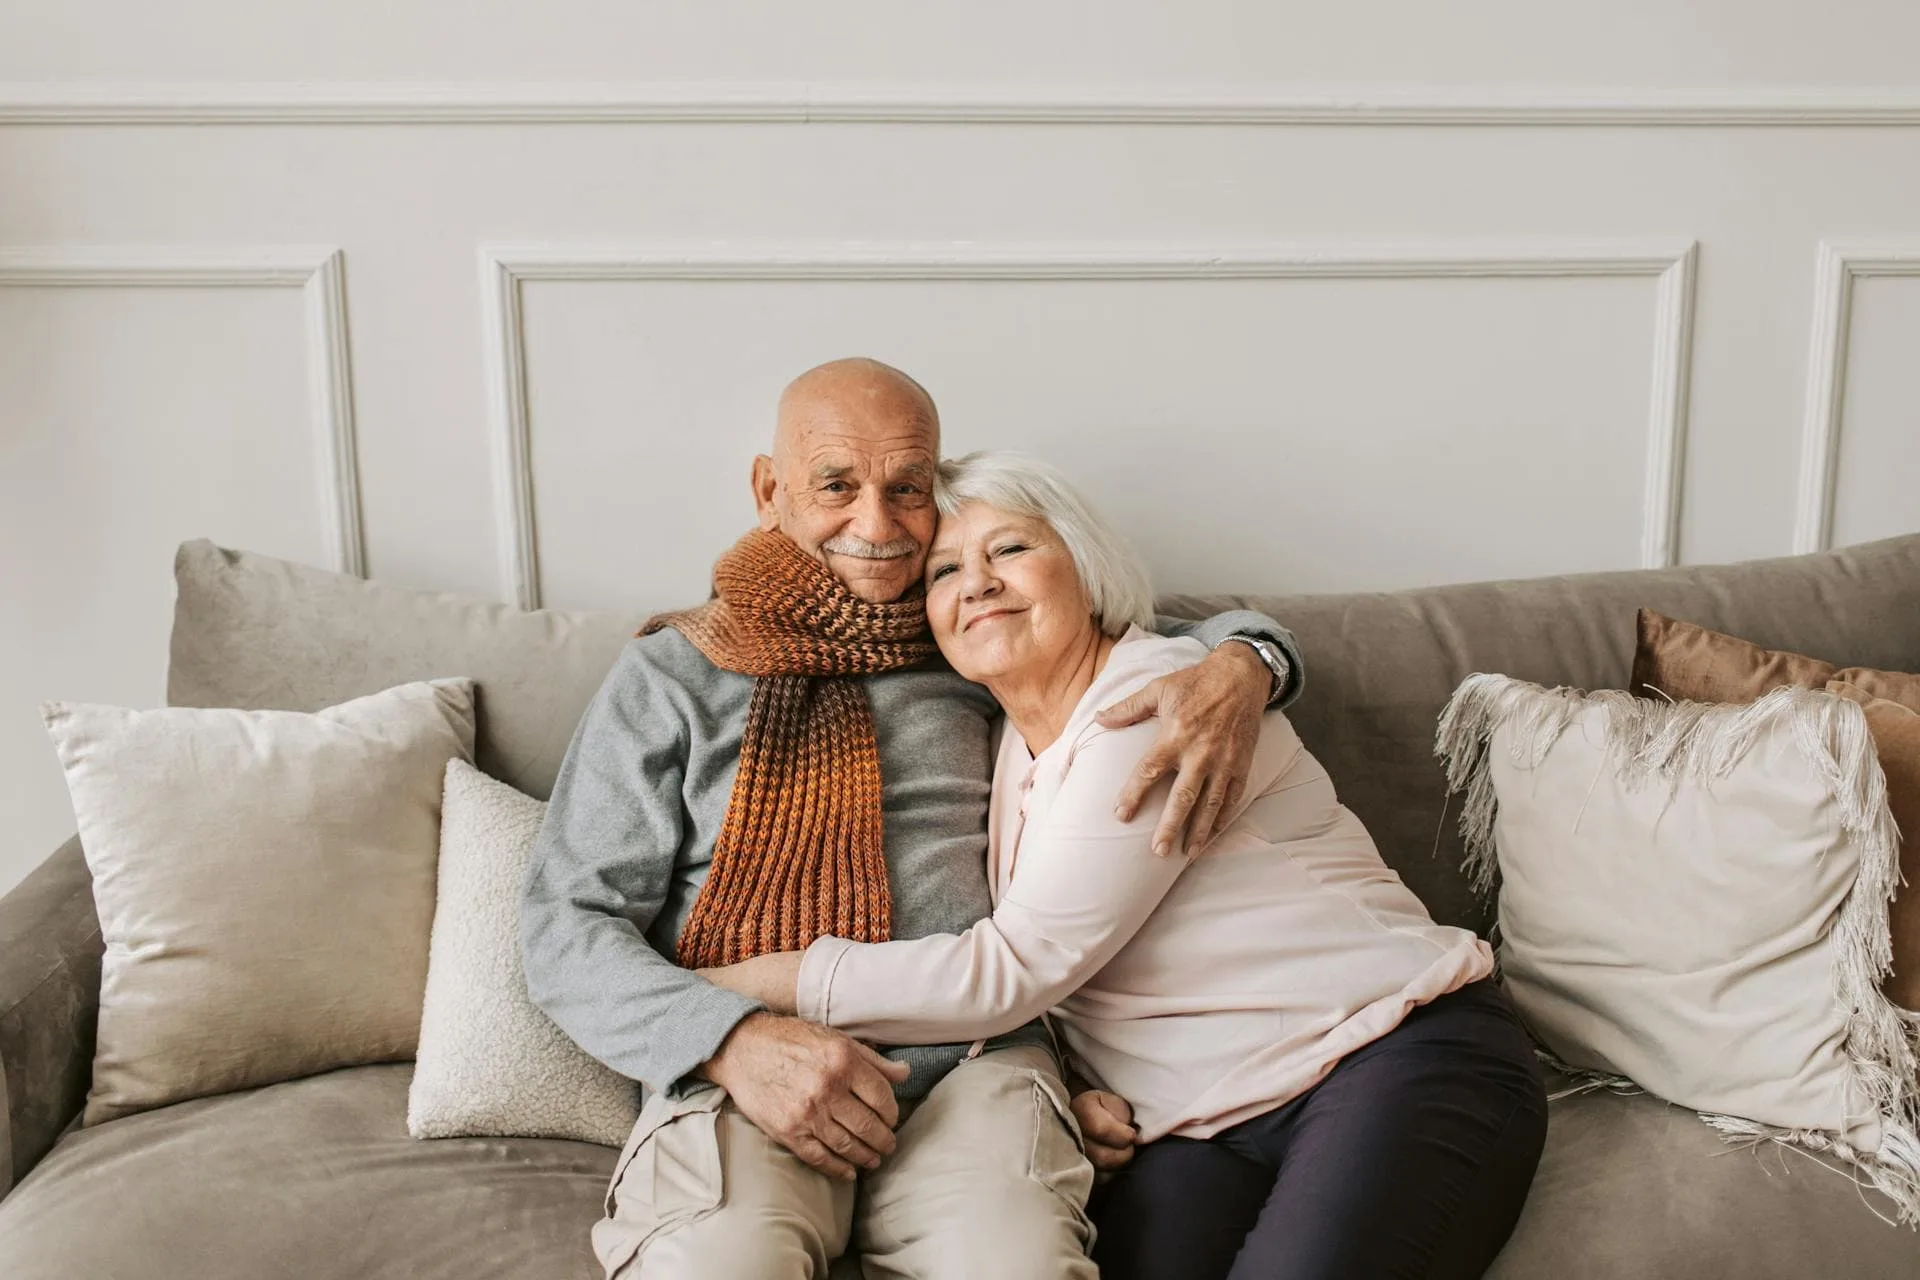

{"left": 3, "top": 534, "right": 1919, "bottom": 1278}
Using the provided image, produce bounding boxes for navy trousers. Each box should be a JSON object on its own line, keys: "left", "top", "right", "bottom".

{"left": 1090, "top": 980, "right": 1548, "bottom": 1280}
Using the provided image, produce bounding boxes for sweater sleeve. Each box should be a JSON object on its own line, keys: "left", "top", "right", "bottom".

{"left": 521, "top": 640, "right": 763, "bottom": 1094}
{"left": 796, "top": 717, "right": 1186, "bottom": 1043}
{"left": 1155, "top": 609, "right": 1305, "bottom": 709}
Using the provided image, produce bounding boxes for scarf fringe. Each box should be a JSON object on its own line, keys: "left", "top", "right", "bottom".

{"left": 1435, "top": 674, "right": 1920, "bottom": 1225}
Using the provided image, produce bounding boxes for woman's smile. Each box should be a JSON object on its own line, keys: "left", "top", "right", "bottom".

{"left": 963, "top": 606, "right": 1026, "bottom": 632}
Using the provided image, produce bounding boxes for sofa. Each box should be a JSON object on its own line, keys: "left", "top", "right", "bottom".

{"left": 2, "top": 532, "right": 1918, "bottom": 1278}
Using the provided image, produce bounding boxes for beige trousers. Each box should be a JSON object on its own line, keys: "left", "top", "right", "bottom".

{"left": 592, "top": 1043, "right": 1097, "bottom": 1280}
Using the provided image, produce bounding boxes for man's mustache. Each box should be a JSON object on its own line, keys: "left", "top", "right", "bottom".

{"left": 822, "top": 535, "right": 920, "bottom": 561}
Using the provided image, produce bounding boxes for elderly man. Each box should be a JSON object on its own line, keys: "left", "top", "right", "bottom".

{"left": 522, "top": 358, "right": 1302, "bottom": 1279}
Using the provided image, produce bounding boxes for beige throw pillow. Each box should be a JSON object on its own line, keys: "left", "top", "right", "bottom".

{"left": 1828, "top": 682, "right": 1920, "bottom": 1011}
{"left": 409, "top": 760, "right": 639, "bottom": 1146}
{"left": 1437, "top": 674, "right": 1920, "bottom": 1221}
{"left": 42, "top": 679, "right": 476, "bottom": 1126}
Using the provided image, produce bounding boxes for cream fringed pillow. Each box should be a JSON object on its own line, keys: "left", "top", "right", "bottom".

{"left": 41, "top": 680, "right": 476, "bottom": 1125}
{"left": 408, "top": 760, "right": 639, "bottom": 1146}
{"left": 1436, "top": 675, "right": 1920, "bottom": 1223}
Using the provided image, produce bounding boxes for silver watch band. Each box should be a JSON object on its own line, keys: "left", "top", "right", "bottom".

{"left": 1219, "top": 634, "right": 1291, "bottom": 707}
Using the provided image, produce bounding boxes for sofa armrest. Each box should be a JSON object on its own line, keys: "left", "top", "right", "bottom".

{"left": 0, "top": 836, "right": 101, "bottom": 1198}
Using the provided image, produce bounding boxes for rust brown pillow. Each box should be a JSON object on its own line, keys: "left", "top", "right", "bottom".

{"left": 1837, "top": 665, "right": 1920, "bottom": 712}
{"left": 1828, "top": 681, "right": 1920, "bottom": 1011}
{"left": 1630, "top": 609, "right": 1836, "bottom": 702}
{"left": 1630, "top": 609, "right": 1920, "bottom": 712}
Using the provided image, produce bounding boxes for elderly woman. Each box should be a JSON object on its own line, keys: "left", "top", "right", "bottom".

{"left": 704, "top": 451, "right": 1548, "bottom": 1279}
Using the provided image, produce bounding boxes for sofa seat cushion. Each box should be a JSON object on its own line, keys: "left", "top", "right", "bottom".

{"left": 0, "top": 1064, "right": 612, "bottom": 1280}
{"left": 3, "top": 1063, "right": 1915, "bottom": 1278}
{"left": 1488, "top": 1079, "right": 1920, "bottom": 1278}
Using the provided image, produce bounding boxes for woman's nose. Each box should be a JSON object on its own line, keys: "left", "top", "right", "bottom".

{"left": 958, "top": 559, "right": 999, "bottom": 600}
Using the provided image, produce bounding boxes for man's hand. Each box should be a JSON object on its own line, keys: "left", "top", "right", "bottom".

{"left": 1096, "top": 641, "right": 1269, "bottom": 857}
{"left": 697, "top": 1012, "right": 910, "bottom": 1181}
{"left": 1070, "top": 1088, "right": 1137, "bottom": 1173}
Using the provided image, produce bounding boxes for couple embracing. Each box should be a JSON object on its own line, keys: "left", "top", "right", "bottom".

{"left": 521, "top": 358, "right": 1548, "bottom": 1280}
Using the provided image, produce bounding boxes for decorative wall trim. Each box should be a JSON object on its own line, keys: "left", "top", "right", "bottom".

{"left": 6, "top": 83, "right": 1920, "bottom": 127}
{"left": 1793, "top": 241, "right": 1920, "bottom": 555}
{"left": 481, "top": 241, "right": 1698, "bottom": 610}
{"left": 0, "top": 246, "right": 366, "bottom": 576}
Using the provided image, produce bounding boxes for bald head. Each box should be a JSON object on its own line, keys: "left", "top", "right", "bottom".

{"left": 751, "top": 357, "right": 942, "bottom": 603}
{"left": 774, "top": 358, "right": 939, "bottom": 462}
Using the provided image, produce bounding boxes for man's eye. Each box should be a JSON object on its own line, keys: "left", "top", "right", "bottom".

{"left": 822, "top": 481, "right": 850, "bottom": 493}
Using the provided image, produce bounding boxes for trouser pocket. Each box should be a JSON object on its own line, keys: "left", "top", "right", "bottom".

{"left": 595, "top": 1086, "right": 728, "bottom": 1275}
{"left": 1027, "top": 1067, "right": 1098, "bottom": 1249}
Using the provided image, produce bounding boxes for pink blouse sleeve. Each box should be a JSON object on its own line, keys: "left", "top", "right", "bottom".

{"left": 794, "top": 719, "right": 1188, "bottom": 1043}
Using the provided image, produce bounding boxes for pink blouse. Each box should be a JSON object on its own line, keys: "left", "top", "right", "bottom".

{"left": 796, "top": 628, "right": 1493, "bottom": 1141}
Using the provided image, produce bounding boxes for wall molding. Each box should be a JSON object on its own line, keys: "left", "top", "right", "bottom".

{"left": 1794, "top": 241, "right": 1920, "bottom": 554}
{"left": 481, "top": 240, "right": 1697, "bottom": 611}
{"left": 0, "top": 246, "right": 366, "bottom": 576}
{"left": 6, "top": 83, "right": 1920, "bottom": 127}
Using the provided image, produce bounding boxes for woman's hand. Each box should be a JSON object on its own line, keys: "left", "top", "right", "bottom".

{"left": 697, "top": 950, "right": 805, "bottom": 1014}
{"left": 1070, "top": 1088, "right": 1138, "bottom": 1174}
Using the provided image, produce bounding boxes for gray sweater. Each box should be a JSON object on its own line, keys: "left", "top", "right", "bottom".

{"left": 522, "top": 611, "right": 1300, "bottom": 1100}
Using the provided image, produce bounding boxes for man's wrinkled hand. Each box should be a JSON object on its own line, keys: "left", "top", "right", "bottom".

{"left": 698, "top": 1012, "right": 910, "bottom": 1180}
{"left": 1070, "top": 1088, "right": 1137, "bottom": 1173}
{"left": 1096, "top": 641, "right": 1269, "bottom": 857}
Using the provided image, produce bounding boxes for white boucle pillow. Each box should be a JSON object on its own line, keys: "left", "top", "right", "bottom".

{"left": 1437, "top": 675, "right": 1920, "bottom": 1224}
{"left": 408, "top": 758, "right": 639, "bottom": 1146}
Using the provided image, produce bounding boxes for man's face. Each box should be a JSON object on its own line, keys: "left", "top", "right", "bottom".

{"left": 754, "top": 368, "right": 939, "bottom": 604}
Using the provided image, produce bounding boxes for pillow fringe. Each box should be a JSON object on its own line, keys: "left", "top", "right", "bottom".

{"left": 1700, "top": 1113, "right": 1920, "bottom": 1229}
{"left": 1536, "top": 1048, "right": 1645, "bottom": 1104}
{"left": 1436, "top": 673, "right": 1920, "bottom": 1226}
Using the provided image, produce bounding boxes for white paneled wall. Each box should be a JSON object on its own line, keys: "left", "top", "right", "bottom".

{"left": 5, "top": 0, "right": 1920, "bottom": 892}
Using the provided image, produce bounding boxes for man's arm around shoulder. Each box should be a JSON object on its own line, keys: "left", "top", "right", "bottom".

{"left": 1098, "top": 607, "right": 1307, "bottom": 855}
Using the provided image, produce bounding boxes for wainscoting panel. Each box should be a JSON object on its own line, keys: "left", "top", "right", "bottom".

{"left": 0, "top": 249, "right": 360, "bottom": 881}
{"left": 486, "top": 243, "right": 1694, "bottom": 611}
{"left": 1794, "top": 243, "right": 1920, "bottom": 553}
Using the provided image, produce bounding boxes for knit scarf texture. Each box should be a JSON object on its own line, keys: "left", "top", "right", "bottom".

{"left": 642, "top": 528, "right": 936, "bottom": 969}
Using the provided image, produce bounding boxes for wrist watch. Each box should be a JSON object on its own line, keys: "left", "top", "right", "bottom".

{"left": 1218, "top": 635, "right": 1291, "bottom": 707}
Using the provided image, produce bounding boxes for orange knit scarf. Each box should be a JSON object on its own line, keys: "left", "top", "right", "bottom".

{"left": 642, "top": 528, "right": 936, "bottom": 969}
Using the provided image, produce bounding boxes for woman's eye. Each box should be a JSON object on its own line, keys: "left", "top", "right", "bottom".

{"left": 994, "top": 544, "right": 1027, "bottom": 557}
{"left": 930, "top": 564, "right": 956, "bottom": 581}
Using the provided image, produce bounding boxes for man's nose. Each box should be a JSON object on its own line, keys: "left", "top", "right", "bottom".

{"left": 848, "top": 486, "right": 899, "bottom": 543}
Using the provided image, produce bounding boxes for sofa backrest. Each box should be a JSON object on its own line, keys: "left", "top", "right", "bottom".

{"left": 1163, "top": 532, "right": 1920, "bottom": 932}
{"left": 168, "top": 541, "right": 645, "bottom": 802}
{"left": 171, "top": 533, "right": 1920, "bottom": 935}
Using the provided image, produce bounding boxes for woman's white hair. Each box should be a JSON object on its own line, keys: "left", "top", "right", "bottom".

{"left": 934, "top": 451, "right": 1156, "bottom": 638}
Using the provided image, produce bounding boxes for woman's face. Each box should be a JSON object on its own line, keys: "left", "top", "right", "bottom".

{"left": 924, "top": 502, "right": 1096, "bottom": 685}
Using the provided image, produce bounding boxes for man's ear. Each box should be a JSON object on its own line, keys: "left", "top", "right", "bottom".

{"left": 750, "top": 455, "right": 781, "bottom": 531}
